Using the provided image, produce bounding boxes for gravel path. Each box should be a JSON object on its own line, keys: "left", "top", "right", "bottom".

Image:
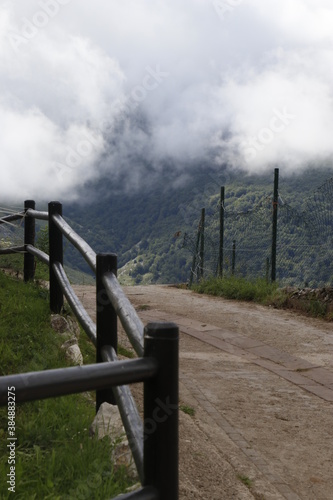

{"left": 73, "top": 284, "right": 333, "bottom": 500}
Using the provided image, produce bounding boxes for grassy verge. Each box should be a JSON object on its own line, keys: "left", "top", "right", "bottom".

{"left": 192, "top": 276, "right": 278, "bottom": 304}
{"left": 0, "top": 270, "right": 134, "bottom": 499}
{"left": 0, "top": 253, "right": 94, "bottom": 285}
{"left": 191, "top": 276, "right": 333, "bottom": 320}
{"left": 0, "top": 253, "right": 49, "bottom": 281}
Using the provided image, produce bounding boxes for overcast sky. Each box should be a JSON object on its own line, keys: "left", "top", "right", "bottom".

{"left": 1, "top": 0, "right": 333, "bottom": 202}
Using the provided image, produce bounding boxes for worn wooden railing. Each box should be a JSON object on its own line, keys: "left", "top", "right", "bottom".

{"left": 0, "top": 200, "right": 179, "bottom": 500}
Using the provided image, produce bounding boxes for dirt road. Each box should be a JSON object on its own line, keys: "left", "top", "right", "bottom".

{"left": 73, "top": 284, "right": 333, "bottom": 500}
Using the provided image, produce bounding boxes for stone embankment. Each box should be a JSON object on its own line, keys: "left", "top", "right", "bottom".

{"left": 279, "top": 286, "right": 333, "bottom": 318}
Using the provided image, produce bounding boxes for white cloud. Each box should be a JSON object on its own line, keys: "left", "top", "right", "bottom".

{"left": 1, "top": 0, "right": 333, "bottom": 201}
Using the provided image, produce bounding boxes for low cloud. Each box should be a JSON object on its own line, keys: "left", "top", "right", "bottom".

{"left": 1, "top": 0, "right": 333, "bottom": 202}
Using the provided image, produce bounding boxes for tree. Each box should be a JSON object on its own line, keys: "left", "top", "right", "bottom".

{"left": 36, "top": 225, "right": 49, "bottom": 254}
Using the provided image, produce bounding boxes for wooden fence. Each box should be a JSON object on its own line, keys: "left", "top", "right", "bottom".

{"left": 0, "top": 200, "right": 179, "bottom": 500}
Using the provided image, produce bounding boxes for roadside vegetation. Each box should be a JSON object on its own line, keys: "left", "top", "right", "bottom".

{"left": 191, "top": 275, "right": 333, "bottom": 320}
{"left": 0, "top": 269, "right": 134, "bottom": 498}
{"left": 0, "top": 252, "right": 48, "bottom": 281}
{"left": 192, "top": 276, "right": 279, "bottom": 304}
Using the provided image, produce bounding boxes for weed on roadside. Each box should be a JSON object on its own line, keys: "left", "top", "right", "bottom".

{"left": 180, "top": 404, "right": 195, "bottom": 417}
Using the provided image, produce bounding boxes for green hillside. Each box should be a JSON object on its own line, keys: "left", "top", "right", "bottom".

{"left": 63, "top": 165, "right": 333, "bottom": 287}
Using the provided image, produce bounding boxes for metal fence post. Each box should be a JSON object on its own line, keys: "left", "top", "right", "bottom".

{"left": 218, "top": 186, "right": 225, "bottom": 278}
{"left": 96, "top": 253, "right": 118, "bottom": 411}
{"left": 144, "top": 322, "right": 179, "bottom": 500}
{"left": 48, "top": 202, "right": 63, "bottom": 313}
{"left": 189, "top": 223, "right": 200, "bottom": 287}
{"left": 199, "top": 208, "right": 205, "bottom": 280}
{"left": 24, "top": 200, "right": 35, "bottom": 282}
{"left": 271, "top": 167, "right": 279, "bottom": 282}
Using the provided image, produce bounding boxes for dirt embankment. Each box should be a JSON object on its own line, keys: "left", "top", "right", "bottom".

{"left": 278, "top": 286, "right": 333, "bottom": 319}
{"left": 74, "top": 284, "right": 333, "bottom": 500}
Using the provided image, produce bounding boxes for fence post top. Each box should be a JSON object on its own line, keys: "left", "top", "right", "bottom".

{"left": 96, "top": 253, "right": 117, "bottom": 274}
{"left": 96, "top": 252, "right": 117, "bottom": 259}
{"left": 144, "top": 322, "right": 179, "bottom": 340}
{"left": 24, "top": 200, "right": 35, "bottom": 207}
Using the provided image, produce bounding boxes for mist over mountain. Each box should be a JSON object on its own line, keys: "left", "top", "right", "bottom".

{"left": 2, "top": 1, "right": 333, "bottom": 203}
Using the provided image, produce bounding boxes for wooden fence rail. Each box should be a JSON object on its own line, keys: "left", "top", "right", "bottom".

{"left": 0, "top": 200, "right": 179, "bottom": 500}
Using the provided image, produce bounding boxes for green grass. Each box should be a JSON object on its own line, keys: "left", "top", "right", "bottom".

{"left": 300, "top": 298, "right": 327, "bottom": 318}
{"left": 237, "top": 474, "right": 253, "bottom": 488}
{"left": 0, "top": 271, "right": 135, "bottom": 498}
{"left": 191, "top": 275, "right": 333, "bottom": 321}
{"left": 136, "top": 304, "right": 151, "bottom": 311}
{"left": 0, "top": 253, "right": 95, "bottom": 285}
{"left": 0, "top": 253, "right": 49, "bottom": 281}
{"left": 118, "top": 345, "right": 136, "bottom": 359}
{"left": 179, "top": 404, "right": 195, "bottom": 417}
{"left": 192, "top": 276, "right": 278, "bottom": 304}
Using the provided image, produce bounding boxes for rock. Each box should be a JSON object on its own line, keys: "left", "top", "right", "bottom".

{"left": 61, "top": 337, "right": 77, "bottom": 349}
{"left": 50, "top": 314, "right": 69, "bottom": 333}
{"left": 51, "top": 314, "right": 80, "bottom": 338}
{"left": 124, "top": 483, "right": 141, "bottom": 493}
{"left": 90, "top": 402, "right": 125, "bottom": 440}
{"left": 64, "top": 344, "right": 83, "bottom": 365}
{"left": 90, "top": 402, "right": 138, "bottom": 479}
{"left": 66, "top": 316, "right": 80, "bottom": 339}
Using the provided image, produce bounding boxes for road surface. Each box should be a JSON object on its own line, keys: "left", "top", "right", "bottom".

{"left": 73, "top": 284, "right": 333, "bottom": 500}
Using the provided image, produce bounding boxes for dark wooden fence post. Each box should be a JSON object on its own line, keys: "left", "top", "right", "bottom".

{"left": 24, "top": 200, "right": 35, "bottom": 282}
{"left": 144, "top": 322, "right": 179, "bottom": 500}
{"left": 48, "top": 202, "right": 63, "bottom": 313}
{"left": 96, "top": 253, "right": 118, "bottom": 411}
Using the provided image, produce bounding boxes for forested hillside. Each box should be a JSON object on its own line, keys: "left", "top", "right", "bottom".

{"left": 63, "top": 166, "right": 333, "bottom": 286}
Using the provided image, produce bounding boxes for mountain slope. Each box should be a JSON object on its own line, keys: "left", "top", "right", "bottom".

{"left": 63, "top": 166, "right": 333, "bottom": 286}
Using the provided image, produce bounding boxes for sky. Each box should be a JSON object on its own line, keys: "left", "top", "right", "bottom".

{"left": 1, "top": 0, "right": 333, "bottom": 202}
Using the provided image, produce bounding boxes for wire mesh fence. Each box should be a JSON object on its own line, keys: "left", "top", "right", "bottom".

{"left": 183, "top": 173, "right": 333, "bottom": 287}
{"left": 0, "top": 206, "right": 24, "bottom": 249}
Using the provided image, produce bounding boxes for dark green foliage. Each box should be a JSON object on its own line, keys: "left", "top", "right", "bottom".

{"left": 36, "top": 224, "right": 49, "bottom": 254}
{"left": 57, "top": 166, "right": 333, "bottom": 285}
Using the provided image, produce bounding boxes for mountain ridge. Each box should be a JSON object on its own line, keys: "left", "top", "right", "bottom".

{"left": 63, "top": 165, "right": 333, "bottom": 286}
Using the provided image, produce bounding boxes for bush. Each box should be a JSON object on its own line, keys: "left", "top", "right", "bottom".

{"left": 192, "top": 276, "right": 278, "bottom": 303}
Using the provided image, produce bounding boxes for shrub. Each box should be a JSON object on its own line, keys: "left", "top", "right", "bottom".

{"left": 192, "top": 276, "right": 278, "bottom": 303}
